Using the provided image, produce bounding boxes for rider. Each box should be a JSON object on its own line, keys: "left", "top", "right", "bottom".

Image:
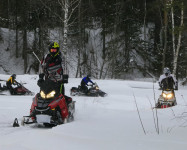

{"left": 38, "top": 41, "right": 73, "bottom": 114}
{"left": 6, "top": 74, "right": 17, "bottom": 95}
{"left": 158, "top": 67, "right": 178, "bottom": 90}
{"left": 80, "top": 75, "right": 94, "bottom": 94}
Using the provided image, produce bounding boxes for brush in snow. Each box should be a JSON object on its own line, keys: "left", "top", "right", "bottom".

{"left": 70, "top": 82, "right": 107, "bottom": 97}
{"left": 155, "top": 89, "right": 177, "bottom": 108}
{"left": 21, "top": 79, "right": 75, "bottom": 127}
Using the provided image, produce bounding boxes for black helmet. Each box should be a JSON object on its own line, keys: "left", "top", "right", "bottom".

{"left": 49, "top": 42, "right": 60, "bottom": 57}
{"left": 163, "top": 67, "right": 170, "bottom": 76}
{"left": 12, "top": 74, "right": 16, "bottom": 79}
{"left": 87, "top": 74, "right": 91, "bottom": 78}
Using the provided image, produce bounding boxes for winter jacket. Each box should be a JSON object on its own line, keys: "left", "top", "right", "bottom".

{"left": 41, "top": 53, "right": 65, "bottom": 82}
{"left": 158, "top": 74, "right": 177, "bottom": 90}
{"left": 81, "top": 76, "right": 93, "bottom": 86}
{"left": 6, "top": 76, "right": 16, "bottom": 86}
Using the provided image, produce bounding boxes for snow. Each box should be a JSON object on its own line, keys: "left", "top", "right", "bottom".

{"left": 0, "top": 74, "right": 187, "bottom": 150}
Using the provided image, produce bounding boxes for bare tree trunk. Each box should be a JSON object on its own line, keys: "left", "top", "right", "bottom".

{"left": 76, "top": 1, "right": 82, "bottom": 78}
{"left": 162, "top": 0, "right": 168, "bottom": 70}
{"left": 15, "top": 0, "right": 19, "bottom": 58}
{"left": 173, "top": 2, "right": 184, "bottom": 76}
{"left": 171, "top": 0, "right": 176, "bottom": 57}
{"left": 22, "top": 1, "right": 28, "bottom": 74}
{"left": 99, "top": 9, "right": 106, "bottom": 79}
{"left": 143, "top": 0, "right": 147, "bottom": 71}
{"left": 23, "top": 29, "right": 28, "bottom": 73}
{"left": 63, "top": 0, "right": 69, "bottom": 74}
{"left": 38, "top": 28, "right": 44, "bottom": 56}
{"left": 143, "top": 0, "right": 147, "bottom": 41}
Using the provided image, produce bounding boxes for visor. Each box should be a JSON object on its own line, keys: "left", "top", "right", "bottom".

{"left": 50, "top": 49, "right": 57, "bottom": 52}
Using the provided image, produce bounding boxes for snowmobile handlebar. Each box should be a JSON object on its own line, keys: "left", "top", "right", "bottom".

{"left": 87, "top": 83, "right": 96, "bottom": 87}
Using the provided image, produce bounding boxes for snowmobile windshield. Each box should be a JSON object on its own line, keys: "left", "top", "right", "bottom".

{"left": 40, "top": 79, "right": 60, "bottom": 96}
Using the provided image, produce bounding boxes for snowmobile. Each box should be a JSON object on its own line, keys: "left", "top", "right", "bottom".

{"left": 0, "top": 83, "right": 8, "bottom": 92}
{"left": 12, "top": 82, "right": 34, "bottom": 95}
{"left": 155, "top": 89, "right": 177, "bottom": 108}
{"left": 20, "top": 79, "right": 75, "bottom": 127}
{"left": 0, "top": 81, "right": 34, "bottom": 96}
{"left": 70, "top": 82, "right": 107, "bottom": 97}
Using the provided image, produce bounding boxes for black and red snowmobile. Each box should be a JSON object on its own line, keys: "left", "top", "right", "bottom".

{"left": 21, "top": 79, "right": 75, "bottom": 127}
{"left": 0, "top": 83, "right": 7, "bottom": 92}
{"left": 155, "top": 89, "right": 177, "bottom": 108}
{"left": 12, "top": 81, "right": 34, "bottom": 95}
{"left": 0, "top": 81, "right": 34, "bottom": 96}
{"left": 70, "top": 82, "right": 107, "bottom": 97}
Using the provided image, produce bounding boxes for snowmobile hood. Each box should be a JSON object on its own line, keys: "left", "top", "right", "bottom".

{"left": 40, "top": 79, "right": 60, "bottom": 95}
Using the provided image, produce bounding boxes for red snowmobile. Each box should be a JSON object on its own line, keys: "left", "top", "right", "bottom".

{"left": 21, "top": 79, "right": 75, "bottom": 127}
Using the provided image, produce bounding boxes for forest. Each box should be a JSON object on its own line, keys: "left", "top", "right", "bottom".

{"left": 0, "top": 0, "right": 186, "bottom": 79}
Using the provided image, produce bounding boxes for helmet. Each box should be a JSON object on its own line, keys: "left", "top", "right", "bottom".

{"left": 87, "top": 74, "right": 91, "bottom": 78}
{"left": 49, "top": 42, "right": 60, "bottom": 57}
{"left": 163, "top": 67, "right": 170, "bottom": 76}
{"left": 12, "top": 74, "right": 16, "bottom": 79}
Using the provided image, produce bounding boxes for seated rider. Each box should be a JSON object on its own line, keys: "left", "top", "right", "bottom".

{"left": 80, "top": 75, "right": 94, "bottom": 93}
{"left": 6, "top": 74, "right": 17, "bottom": 95}
{"left": 38, "top": 41, "right": 73, "bottom": 107}
{"left": 158, "top": 67, "right": 178, "bottom": 91}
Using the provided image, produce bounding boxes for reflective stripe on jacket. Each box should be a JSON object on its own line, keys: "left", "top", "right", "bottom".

{"left": 41, "top": 53, "right": 64, "bottom": 82}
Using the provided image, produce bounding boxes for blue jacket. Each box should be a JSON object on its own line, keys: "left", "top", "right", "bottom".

{"left": 81, "top": 76, "right": 93, "bottom": 85}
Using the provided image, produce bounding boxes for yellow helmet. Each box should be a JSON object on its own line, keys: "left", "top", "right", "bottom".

{"left": 49, "top": 42, "right": 60, "bottom": 56}
{"left": 49, "top": 42, "right": 59, "bottom": 49}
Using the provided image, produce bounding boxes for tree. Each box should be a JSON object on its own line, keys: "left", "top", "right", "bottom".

{"left": 171, "top": 1, "right": 184, "bottom": 77}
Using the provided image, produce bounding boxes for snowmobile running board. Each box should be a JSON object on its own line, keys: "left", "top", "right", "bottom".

{"left": 23, "top": 121, "right": 35, "bottom": 124}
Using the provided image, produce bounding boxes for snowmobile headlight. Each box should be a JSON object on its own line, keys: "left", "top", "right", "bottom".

{"left": 162, "top": 93, "right": 167, "bottom": 98}
{"left": 96, "top": 86, "right": 99, "bottom": 90}
{"left": 166, "top": 93, "right": 173, "bottom": 99}
{"left": 40, "top": 91, "right": 46, "bottom": 99}
{"left": 40, "top": 90, "right": 56, "bottom": 99}
{"left": 46, "top": 90, "right": 56, "bottom": 99}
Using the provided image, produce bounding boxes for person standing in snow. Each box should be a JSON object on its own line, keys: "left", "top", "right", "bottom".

{"left": 158, "top": 67, "right": 178, "bottom": 90}
{"left": 80, "top": 75, "right": 94, "bottom": 93}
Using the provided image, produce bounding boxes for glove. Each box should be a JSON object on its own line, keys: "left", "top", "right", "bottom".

{"left": 39, "top": 73, "right": 45, "bottom": 79}
{"left": 13, "top": 80, "right": 18, "bottom": 85}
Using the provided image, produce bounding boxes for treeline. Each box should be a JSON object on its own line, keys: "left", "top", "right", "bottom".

{"left": 0, "top": 0, "right": 186, "bottom": 79}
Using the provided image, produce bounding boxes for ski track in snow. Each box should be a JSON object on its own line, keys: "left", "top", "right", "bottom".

{"left": 0, "top": 74, "right": 187, "bottom": 150}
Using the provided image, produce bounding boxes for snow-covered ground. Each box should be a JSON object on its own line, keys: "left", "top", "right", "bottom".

{"left": 0, "top": 74, "right": 187, "bottom": 150}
